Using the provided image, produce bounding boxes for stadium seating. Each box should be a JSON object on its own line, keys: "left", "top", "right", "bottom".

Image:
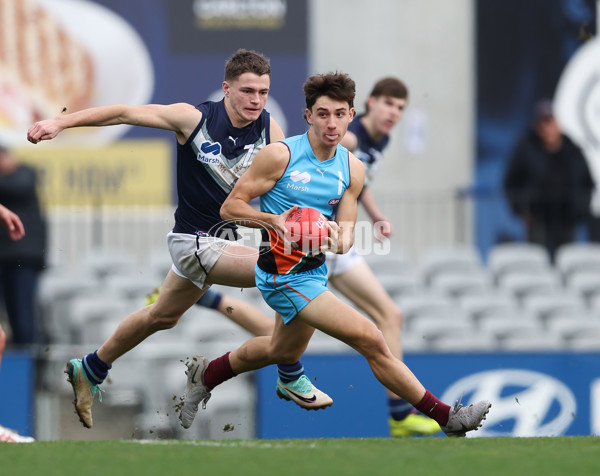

{"left": 364, "top": 249, "right": 414, "bottom": 276}
{"left": 521, "top": 292, "right": 587, "bottom": 324}
{"left": 67, "top": 294, "right": 138, "bottom": 344}
{"left": 101, "top": 271, "right": 164, "bottom": 302}
{"left": 496, "top": 268, "right": 563, "bottom": 303}
{"left": 487, "top": 242, "right": 551, "bottom": 284}
{"left": 457, "top": 291, "right": 517, "bottom": 322}
{"left": 371, "top": 273, "right": 424, "bottom": 299}
{"left": 394, "top": 292, "right": 456, "bottom": 328}
{"left": 428, "top": 270, "right": 493, "bottom": 299}
{"left": 555, "top": 242, "right": 600, "bottom": 279}
{"left": 40, "top": 241, "right": 600, "bottom": 354}
{"left": 566, "top": 331, "right": 600, "bottom": 351}
{"left": 477, "top": 310, "right": 542, "bottom": 343}
{"left": 499, "top": 331, "right": 565, "bottom": 351}
{"left": 420, "top": 244, "right": 483, "bottom": 285}
{"left": 38, "top": 268, "right": 102, "bottom": 343}
{"left": 431, "top": 331, "right": 499, "bottom": 352}
{"left": 406, "top": 309, "right": 473, "bottom": 345}
{"left": 81, "top": 247, "right": 138, "bottom": 279}
{"left": 38, "top": 240, "right": 600, "bottom": 440}
{"left": 564, "top": 269, "right": 600, "bottom": 305}
{"left": 545, "top": 313, "right": 600, "bottom": 341}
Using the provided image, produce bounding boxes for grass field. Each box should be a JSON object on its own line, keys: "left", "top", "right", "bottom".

{"left": 2, "top": 437, "right": 600, "bottom": 476}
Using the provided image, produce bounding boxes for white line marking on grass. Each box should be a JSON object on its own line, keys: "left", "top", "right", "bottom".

{"left": 124, "top": 439, "right": 320, "bottom": 449}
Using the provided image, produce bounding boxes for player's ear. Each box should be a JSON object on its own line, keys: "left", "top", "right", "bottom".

{"left": 366, "top": 95, "right": 375, "bottom": 112}
{"left": 304, "top": 108, "right": 312, "bottom": 125}
{"left": 349, "top": 107, "right": 355, "bottom": 121}
{"left": 222, "top": 81, "right": 230, "bottom": 97}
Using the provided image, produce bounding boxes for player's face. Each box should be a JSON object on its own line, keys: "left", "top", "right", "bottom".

{"left": 223, "top": 72, "right": 270, "bottom": 127}
{"left": 369, "top": 95, "right": 406, "bottom": 136}
{"left": 306, "top": 96, "right": 354, "bottom": 148}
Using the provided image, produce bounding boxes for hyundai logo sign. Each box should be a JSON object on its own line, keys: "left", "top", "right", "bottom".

{"left": 441, "top": 369, "right": 577, "bottom": 437}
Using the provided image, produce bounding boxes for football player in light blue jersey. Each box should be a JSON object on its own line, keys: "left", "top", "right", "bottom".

{"left": 182, "top": 72, "right": 491, "bottom": 437}
{"left": 27, "top": 49, "right": 331, "bottom": 429}
{"left": 327, "top": 77, "right": 441, "bottom": 436}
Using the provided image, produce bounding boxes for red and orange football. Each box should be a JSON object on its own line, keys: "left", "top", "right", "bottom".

{"left": 284, "top": 207, "right": 328, "bottom": 252}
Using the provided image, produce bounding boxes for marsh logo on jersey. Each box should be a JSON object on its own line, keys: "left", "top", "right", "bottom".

{"left": 290, "top": 170, "right": 311, "bottom": 183}
{"left": 197, "top": 141, "right": 222, "bottom": 165}
{"left": 287, "top": 170, "right": 310, "bottom": 192}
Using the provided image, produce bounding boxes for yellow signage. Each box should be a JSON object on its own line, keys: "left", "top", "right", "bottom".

{"left": 13, "top": 139, "right": 172, "bottom": 207}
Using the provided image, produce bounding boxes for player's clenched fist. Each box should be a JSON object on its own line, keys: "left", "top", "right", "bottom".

{"left": 27, "top": 118, "right": 64, "bottom": 144}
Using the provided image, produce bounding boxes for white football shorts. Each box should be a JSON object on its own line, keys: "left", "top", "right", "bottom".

{"left": 326, "top": 246, "right": 365, "bottom": 278}
{"left": 167, "top": 231, "right": 231, "bottom": 289}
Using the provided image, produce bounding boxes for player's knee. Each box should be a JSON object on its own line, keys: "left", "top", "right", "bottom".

{"left": 353, "top": 324, "right": 388, "bottom": 357}
{"left": 148, "top": 308, "right": 182, "bottom": 330}
{"left": 392, "top": 307, "right": 403, "bottom": 328}
{"left": 373, "top": 305, "right": 403, "bottom": 329}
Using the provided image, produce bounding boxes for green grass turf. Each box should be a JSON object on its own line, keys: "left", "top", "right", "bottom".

{"left": 2, "top": 437, "right": 600, "bottom": 476}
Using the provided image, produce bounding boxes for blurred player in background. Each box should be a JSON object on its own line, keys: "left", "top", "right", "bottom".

{"left": 327, "top": 77, "right": 440, "bottom": 436}
{"left": 27, "top": 49, "right": 331, "bottom": 429}
{"left": 0, "top": 203, "right": 34, "bottom": 442}
{"left": 181, "top": 71, "right": 491, "bottom": 437}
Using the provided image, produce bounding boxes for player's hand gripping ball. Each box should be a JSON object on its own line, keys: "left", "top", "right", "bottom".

{"left": 284, "top": 207, "right": 328, "bottom": 253}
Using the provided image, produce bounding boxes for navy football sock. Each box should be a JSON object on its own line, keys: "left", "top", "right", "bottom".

{"left": 277, "top": 361, "right": 304, "bottom": 383}
{"left": 196, "top": 288, "right": 223, "bottom": 309}
{"left": 81, "top": 350, "right": 111, "bottom": 386}
{"left": 389, "top": 397, "right": 413, "bottom": 421}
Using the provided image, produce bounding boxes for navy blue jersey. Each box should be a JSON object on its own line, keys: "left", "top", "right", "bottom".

{"left": 173, "top": 99, "right": 271, "bottom": 238}
{"left": 348, "top": 114, "right": 389, "bottom": 187}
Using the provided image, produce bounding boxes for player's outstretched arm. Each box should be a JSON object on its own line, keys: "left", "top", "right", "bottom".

{"left": 27, "top": 103, "right": 202, "bottom": 144}
{"left": 360, "top": 187, "right": 394, "bottom": 238}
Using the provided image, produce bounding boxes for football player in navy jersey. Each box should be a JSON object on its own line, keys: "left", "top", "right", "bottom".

{"left": 183, "top": 72, "right": 491, "bottom": 437}
{"left": 27, "top": 49, "right": 332, "bottom": 429}
{"left": 327, "top": 77, "right": 440, "bottom": 436}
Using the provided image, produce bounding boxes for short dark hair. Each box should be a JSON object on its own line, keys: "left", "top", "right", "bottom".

{"left": 303, "top": 72, "right": 355, "bottom": 112}
{"left": 224, "top": 49, "right": 271, "bottom": 82}
{"left": 365, "top": 77, "right": 408, "bottom": 112}
{"left": 369, "top": 77, "right": 408, "bottom": 100}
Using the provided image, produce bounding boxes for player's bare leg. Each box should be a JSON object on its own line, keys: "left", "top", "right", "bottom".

{"left": 66, "top": 270, "right": 206, "bottom": 427}
{"left": 330, "top": 262, "right": 441, "bottom": 436}
{"left": 291, "top": 292, "right": 489, "bottom": 436}
{"left": 179, "top": 314, "right": 332, "bottom": 428}
{"left": 215, "top": 294, "right": 274, "bottom": 336}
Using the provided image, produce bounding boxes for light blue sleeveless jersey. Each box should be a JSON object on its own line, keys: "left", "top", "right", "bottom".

{"left": 260, "top": 132, "right": 351, "bottom": 219}
{"left": 258, "top": 132, "right": 351, "bottom": 274}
